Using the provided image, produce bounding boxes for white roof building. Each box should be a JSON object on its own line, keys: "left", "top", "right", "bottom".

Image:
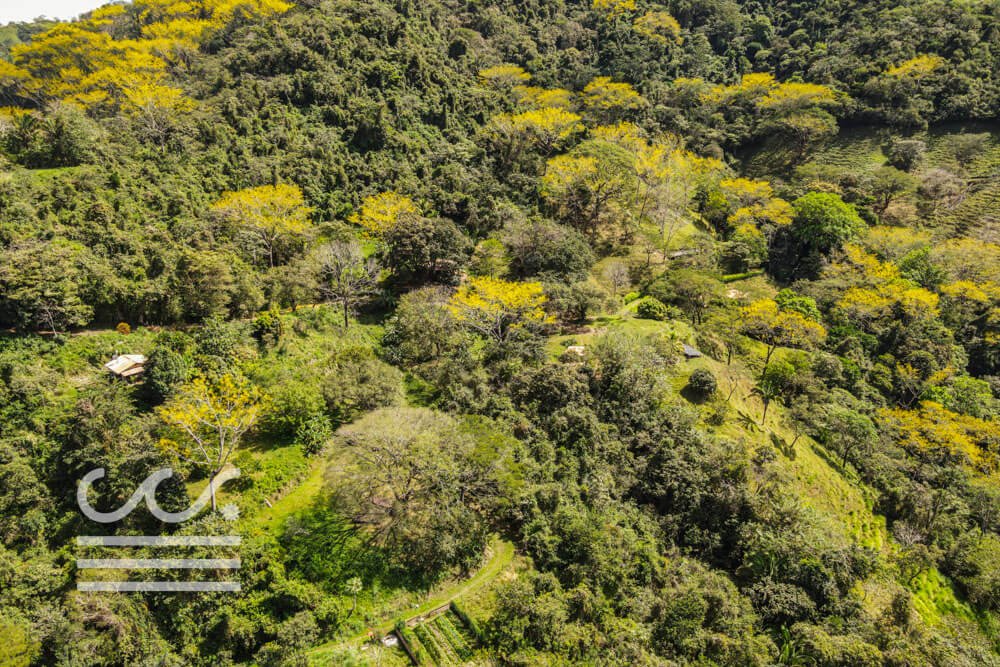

{"left": 104, "top": 354, "right": 147, "bottom": 379}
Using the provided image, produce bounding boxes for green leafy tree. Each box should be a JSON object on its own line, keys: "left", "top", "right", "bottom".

{"left": 821, "top": 405, "right": 878, "bottom": 467}
{"left": 792, "top": 192, "right": 865, "bottom": 254}
{"left": 328, "top": 408, "right": 517, "bottom": 578}
{"left": 867, "top": 167, "right": 917, "bottom": 217}
{"left": 469, "top": 238, "right": 510, "bottom": 278}
{"left": 145, "top": 347, "right": 188, "bottom": 404}
{"left": 753, "top": 361, "right": 795, "bottom": 423}
{"left": 0, "top": 239, "right": 93, "bottom": 332}
{"left": 382, "top": 216, "right": 470, "bottom": 286}
{"left": 502, "top": 218, "right": 595, "bottom": 281}
{"left": 647, "top": 269, "right": 723, "bottom": 324}
{"left": 321, "top": 346, "right": 404, "bottom": 425}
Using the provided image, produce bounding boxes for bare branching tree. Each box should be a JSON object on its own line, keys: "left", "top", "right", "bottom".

{"left": 316, "top": 241, "right": 380, "bottom": 327}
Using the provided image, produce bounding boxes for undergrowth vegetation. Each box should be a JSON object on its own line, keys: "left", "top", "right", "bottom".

{"left": 1, "top": 0, "right": 999, "bottom": 665}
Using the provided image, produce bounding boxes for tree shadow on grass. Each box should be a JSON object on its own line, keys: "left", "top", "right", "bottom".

{"left": 680, "top": 385, "right": 711, "bottom": 405}
{"left": 279, "top": 496, "right": 430, "bottom": 594}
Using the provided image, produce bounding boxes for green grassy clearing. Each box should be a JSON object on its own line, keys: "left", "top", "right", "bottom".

{"left": 672, "top": 341, "right": 989, "bottom": 638}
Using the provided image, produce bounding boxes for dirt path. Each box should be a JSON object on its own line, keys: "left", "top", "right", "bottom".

{"left": 307, "top": 539, "right": 514, "bottom": 663}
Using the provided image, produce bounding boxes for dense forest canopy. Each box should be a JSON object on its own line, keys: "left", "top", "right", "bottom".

{"left": 0, "top": 0, "right": 999, "bottom": 665}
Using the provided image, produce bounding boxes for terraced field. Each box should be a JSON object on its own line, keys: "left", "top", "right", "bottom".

{"left": 399, "top": 607, "right": 482, "bottom": 666}
{"left": 744, "top": 122, "right": 1000, "bottom": 241}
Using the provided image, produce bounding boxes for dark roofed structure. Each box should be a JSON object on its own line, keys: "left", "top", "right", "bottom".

{"left": 682, "top": 344, "right": 702, "bottom": 359}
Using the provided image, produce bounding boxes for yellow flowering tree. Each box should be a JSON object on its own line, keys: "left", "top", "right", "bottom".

{"left": 590, "top": 124, "right": 722, "bottom": 249}
{"left": 592, "top": 0, "right": 637, "bottom": 20}
{"left": 638, "top": 139, "right": 723, "bottom": 246}
{"left": 485, "top": 107, "right": 585, "bottom": 168}
{"left": 478, "top": 64, "right": 532, "bottom": 88}
{"left": 822, "top": 244, "right": 902, "bottom": 288}
{"left": 880, "top": 401, "right": 998, "bottom": 473}
{"left": 703, "top": 73, "right": 778, "bottom": 106}
{"left": 541, "top": 140, "right": 639, "bottom": 237}
{"left": 349, "top": 191, "right": 420, "bottom": 238}
{"left": 940, "top": 281, "right": 1000, "bottom": 332}
{"left": 157, "top": 374, "right": 265, "bottom": 511}
{"left": 828, "top": 245, "right": 941, "bottom": 332}
{"left": 702, "top": 74, "right": 840, "bottom": 162}
{"left": 861, "top": 226, "right": 931, "bottom": 260}
{"left": 932, "top": 239, "right": 1000, "bottom": 284}
{"left": 581, "top": 76, "right": 646, "bottom": 123}
{"left": 727, "top": 198, "right": 794, "bottom": 230}
{"left": 739, "top": 298, "right": 827, "bottom": 377}
{"left": 449, "top": 277, "right": 552, "bottom": 343}
{"left": 633, "top": 11, "right": 682, "bottom": 46}
{"left": 719, "top": 178, "right": 774, "bottom": 207}
{"left": 211, "top": 184, "right": 314, "bottom": 267}
{"left": 704, "top": 73, "right": 838, "bottom": 115}
{"left": 592, "top": 121, "right": 647, "bottom": 151}
{"left": 757, "top": 82, "right": 837, "bottom": 114}
{"left": 3, "top": 0, "right": 291, "bottom": 115}
{"left": 836, "top": 284, "right": 939, "bottom": 331}
{"left": 513, "top": 85, "right": 575, "bottom": 110}
{"left": 887, "top": 55, "right": 946, "bottom": 79}
{"left": 710, "top": 177, "right": 792, "bottom": 233}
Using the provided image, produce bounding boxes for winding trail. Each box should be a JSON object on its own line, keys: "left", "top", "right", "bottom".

{"left": 307, "top": 538, "right": 514, "bottom": 663}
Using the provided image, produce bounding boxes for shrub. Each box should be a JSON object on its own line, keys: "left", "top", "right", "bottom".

{"left": 195, "top": 316, "right": 250, "bottom": 361}
{"left": 252, "top": 310, "right": 284, "bottom": 349}
{"left": 322, "top": 347, "right": 404, "bottom": 425}
{"left": 154, "top": 330, "right": 195, "bottom": 354}
{"left": 695, "top": 331, "right": 726, "bottom": 361}
{"left": 704, "top": 395, "right": 730, "bottom": 425}
{"left": 687, "top": 368, "right": 718, "bottom": 397}
{"left": 296, "top": 414, "right": 333, "bottom": 455}
{"left": 144, "top": 347, "right": 187, "bottom": 403}
{"left": 636, "top": 297, "right": 670, "bottom": 321}
{"left": 115, "top": 322, "right": 131, "bottom": 335}
{"left": 886, "top": 138, "right": 925, "bottom": 171}
{"left": 264, "top": 380, "right": 326, "bottom": 438}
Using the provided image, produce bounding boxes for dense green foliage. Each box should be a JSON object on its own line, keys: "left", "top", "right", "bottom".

{"left": 1, "top": 0, "right": 999, "bottom": 665}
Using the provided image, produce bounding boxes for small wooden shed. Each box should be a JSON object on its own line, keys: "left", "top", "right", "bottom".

{"left": 104, "top": 354, "right": 147, "bottom": 380}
